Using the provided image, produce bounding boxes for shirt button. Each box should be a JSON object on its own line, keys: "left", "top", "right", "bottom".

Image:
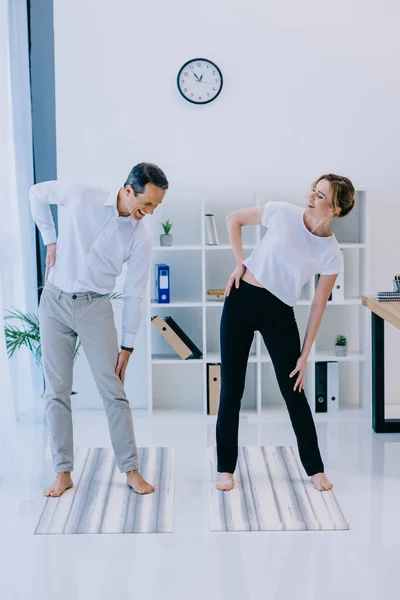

{"left": 72, "top": 295, "right": 77, "bottom": 300}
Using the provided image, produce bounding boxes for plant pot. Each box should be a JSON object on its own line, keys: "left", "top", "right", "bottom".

{"left": 335, "top": 345, "right": 347, "bottom": 357}
{"left": 160, "top": 234, "right": 172, "bottom": 247}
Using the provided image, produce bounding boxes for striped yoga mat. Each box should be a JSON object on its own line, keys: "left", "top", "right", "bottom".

{"left": 35, "top": 447, "right": 174, "bottom": 534}
{"left": 208, "top": 446, "right": 349, "bottom": 531}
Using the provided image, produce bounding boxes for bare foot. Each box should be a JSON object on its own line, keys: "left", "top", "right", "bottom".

{"left": 44, "top": 473, "right": 73, "bottom": 497}
{"left": 126, "top": 471, "right": 155, "bottom": 495}
{"left": 216, "top": 473, "right": 234, "bottom": 491}
{"left": 310, "top": 472, "right": 333, "bottom": 492}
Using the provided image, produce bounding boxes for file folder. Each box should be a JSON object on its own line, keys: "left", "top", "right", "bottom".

{"left": 315, "top": 361, "right": 339, "bottom": 413}
{"left": 207, "top": 363, "right": 221, "bottom": 415}
{"left": 155, "top": 264, "right": 170, "bottom": 304}
{"left": 151, "top": 315, "right": 203, "bottom": 360}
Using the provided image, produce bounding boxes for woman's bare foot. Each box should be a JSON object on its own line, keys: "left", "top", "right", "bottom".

{"left": 126, "top": 471, "right": 155, "bottom": 495}
{"left": 216, "top": 473, "right": 234, "bottom": 491}
{"left": 310, "top": 472, "right": 333, "bottom": 492}
{"left": 44, "top": 473, "right": 73, "bottom": 497}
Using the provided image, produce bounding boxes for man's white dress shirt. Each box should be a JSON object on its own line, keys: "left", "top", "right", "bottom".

{"left": 30, "top": 181, "right": 151, "bottom": 348}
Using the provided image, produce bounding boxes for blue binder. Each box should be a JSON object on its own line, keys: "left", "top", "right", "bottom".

{"left": 156, "top": 264, "right": 170, "bottom": 304}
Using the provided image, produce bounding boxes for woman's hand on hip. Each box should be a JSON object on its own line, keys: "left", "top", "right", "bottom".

{"left": 289, "top": 355, "right": 307, "bottom": 393}
{"left": 225, "top": 264, "right": 246, "bottom": 297}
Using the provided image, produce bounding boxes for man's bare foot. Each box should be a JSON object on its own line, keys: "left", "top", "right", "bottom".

{"left": 216, "top": 473, "right": 234, "bottom": 491}
{"left": 44, "top": 473, "right": 73, "bottom": 497}
{"left": 310, "top": 472, "right": 333, "bottom": 492}
{"left": 126, "top": 470, "right": 155, "bottom": 495}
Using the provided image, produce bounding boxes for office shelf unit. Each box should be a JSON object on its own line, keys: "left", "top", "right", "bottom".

{"left": 144, "top": 191, "right": 370, "bottom": 419}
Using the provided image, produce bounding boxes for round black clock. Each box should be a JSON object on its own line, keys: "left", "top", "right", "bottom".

{"left": 177, "top": 58, "right": 223, "bottom": 105}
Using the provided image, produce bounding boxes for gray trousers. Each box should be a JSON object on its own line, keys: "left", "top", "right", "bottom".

{"left": 39, "top": 282, "right": 139, "bottom": 473}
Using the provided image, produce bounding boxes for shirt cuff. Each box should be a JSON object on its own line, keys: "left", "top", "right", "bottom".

{"left": 41, "top": 228, "right": 57, "bottom": 245}
{"left": 122, "top": 332, "right": 135, "bottom": 348}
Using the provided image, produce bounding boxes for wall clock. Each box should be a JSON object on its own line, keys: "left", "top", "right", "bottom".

{"left": 177, "top": 58, "right": 223, "bottom": 105}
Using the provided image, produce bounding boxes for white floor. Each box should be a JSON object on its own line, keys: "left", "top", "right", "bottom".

{"left": 1, "top": 407, "right": 400, "bottom": 600}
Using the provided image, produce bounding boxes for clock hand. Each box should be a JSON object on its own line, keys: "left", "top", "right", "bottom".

{"left": 200, "top": 74, "right": 203, "bottom": 81}
{"left": 193, "top": 72, "right": 200, "bottom": 81}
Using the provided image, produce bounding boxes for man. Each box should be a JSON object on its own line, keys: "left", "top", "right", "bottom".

{"left": 30, "top": 163, "right": 168, "bottom": 497}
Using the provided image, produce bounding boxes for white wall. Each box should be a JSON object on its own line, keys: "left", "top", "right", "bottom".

{"left": 53, "top": 0, "right": 400, "bottom": 406}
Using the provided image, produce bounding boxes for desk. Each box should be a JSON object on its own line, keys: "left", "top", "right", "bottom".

{"left": 362, "top": 295, "right": 400, "bottom": 432}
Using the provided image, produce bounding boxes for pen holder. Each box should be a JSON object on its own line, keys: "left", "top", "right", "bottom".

{"left": 393, "top": 279, "right": 400, "bottom": 292}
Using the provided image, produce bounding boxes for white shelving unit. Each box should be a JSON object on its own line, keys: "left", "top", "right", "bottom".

{"left": 144, "top": 191, "right": 370, "bottom": 420}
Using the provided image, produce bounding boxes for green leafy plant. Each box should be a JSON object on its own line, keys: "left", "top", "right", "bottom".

{"left": 335, "top": 334, "right": 347, "bottom": 346}
{"left": 4, "top": 292, "right": 123, "bottom": 367}
{"left": 5, "top": 309, "right": 44, "bottom": 366}
{"left": 5, "top": 308, "right": 81, "bottom": 366}
{"left": 161, "top": 219, "right": 172, "bottom": 235}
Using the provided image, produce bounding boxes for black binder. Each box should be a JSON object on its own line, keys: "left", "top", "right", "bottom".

{"left": 315, "top": 361, "right": 328, "bottom": 413}
{"left": 163, "top": 316, "right": 203, "bottom": 359}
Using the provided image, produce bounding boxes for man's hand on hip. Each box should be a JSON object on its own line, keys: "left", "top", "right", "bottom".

{"left": 115, "top": 349, "right": 133, "bottom": 385}
{"left": 45, "top": 243, "right": 57, "bottom": 282}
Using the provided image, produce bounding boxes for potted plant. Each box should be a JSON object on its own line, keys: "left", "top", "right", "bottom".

{"left": 160, "top": 220, "right": 173, "bottom": 246}
{"left": 335, "top": 334, "right": 348, "bottom": 357}
{"left": 4, "top": 292, "right": 123, "bottom": 396}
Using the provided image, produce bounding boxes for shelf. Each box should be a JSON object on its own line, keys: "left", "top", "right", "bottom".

{"left": 151, "top": 301, "right": 203, "bottom": 308}
{"left": 153, "top": 352, "right": 364, "bottom": 365}
{"left": 338, "top": 243, "right": 366, "bottom": 249}
{"left": 151, "top": 244, "right": 257, "bottom": 251}
{"left": 326, "top": 298, "right": 362, "bottom": 306}
{"left": 152, "top": 355, "right": 204, "bottom": 364}
{"left": 260, "top": 354, "right": 273, "bottom": 363}
{"left": 148, "top": 298, "right": 362, "bottom": 309}
{"left": 297, "top": 298, "right": 363, "bottom": 306}
{"left": 152, "top": 245, "right": 202, "bottom": 251}
{"left": 151, "top": 243, "right": 366, "bottom": 251}
{"left": 152, "top": 243, "right": 365, "bottom": 251}
{"left": 206, "top": 352, "right": 258, "bottom": 363}
{"left": 205, "top": 244, "right": 256, "bottom": 250}
{"left": 260, "top": 352, "right": 365, "bottom": 363}
{"left": 313, "top": 351, "right": 366, "bottom": 362}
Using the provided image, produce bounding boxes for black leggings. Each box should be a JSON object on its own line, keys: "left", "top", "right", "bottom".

{"left": 216, "top": 280, "right": 324, "bottom": 477}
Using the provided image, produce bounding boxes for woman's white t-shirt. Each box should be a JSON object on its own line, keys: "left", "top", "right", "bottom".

{"left": 243, "top": 202, "right": 344, "bottom": 307}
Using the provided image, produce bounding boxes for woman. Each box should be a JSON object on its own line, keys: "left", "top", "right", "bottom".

{"left": 216, "top": 174, "right": 355, "bottom": 492}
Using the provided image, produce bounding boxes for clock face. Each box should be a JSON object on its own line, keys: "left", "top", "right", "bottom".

{"left": 177, "top": 58, "right": 223, "bottom": 105}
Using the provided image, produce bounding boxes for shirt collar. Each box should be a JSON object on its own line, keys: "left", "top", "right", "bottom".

{"left": 105, "top": 189, "right": 120, "bottom": 212}
{"left": 106, "top": 188, "right": 139, "bottom": 226}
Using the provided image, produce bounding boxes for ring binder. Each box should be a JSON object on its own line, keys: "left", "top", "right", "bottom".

{"left": 151, "top": 315, "right": 203, "bottom": 360}
{"left": 207, "top": 363, "right": 221, "bottom": 415}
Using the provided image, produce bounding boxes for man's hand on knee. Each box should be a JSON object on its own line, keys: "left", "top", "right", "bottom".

{"left": 115, "top": 349, "right": 133, "bottom": 384}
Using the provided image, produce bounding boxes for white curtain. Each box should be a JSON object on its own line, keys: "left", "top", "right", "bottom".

{"left": 0, "top": 0, "right": 41, "bottom": 469}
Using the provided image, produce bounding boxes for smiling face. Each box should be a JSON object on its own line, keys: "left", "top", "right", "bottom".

{"left": 305, "top": 178, "right": 338, "bottom": 221}
{"left": 124, "top": 183, "right": 166, "bottom": 221}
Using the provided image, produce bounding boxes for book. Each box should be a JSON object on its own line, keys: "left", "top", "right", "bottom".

{"left": 374, "top": 291, "right": 400, "bottom": 302}
{"left": 151, "top": 315, "right": 203, "bottom": 359}
{"left": 205, "top": 214, "right": 219, "bottom": 245}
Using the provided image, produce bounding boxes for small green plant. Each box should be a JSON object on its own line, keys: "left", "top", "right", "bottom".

{"left": 335, "top": 334, "right": 347, "bottom": 346}
{"left": 4, "top": 309, "right": 81, "bottom": 366}
{"left": 161, "top": 219, "right": 172, "bottom": 235}
{"left": 4, "top": 292, "right": 123, "bottom": 367}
